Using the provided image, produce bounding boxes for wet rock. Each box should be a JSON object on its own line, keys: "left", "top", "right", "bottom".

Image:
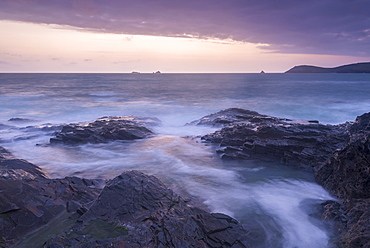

{"left": 45, "top": 171, "right": 251, "bottom": 248}
{"left": 315, "top": 113, "right": 370, "bottom": 247}
{"left": 315, "top": 134, "right": 370, "bottom": 200}
{"left": 187, "top": 108, "right": 287, "bottom": 127}
{"left": 50, "top": 116, "right": 160, "bottom": 145}
{"left": 0, "top": 175, "right": 103, "bottom": 247}
{"left": 196, "top": 109, "right": 370, "bottom": 247}
{"left": 340, "top": 200, "right": 370, "bottom": 248}
{"left": 198, "top": 108, "right": 349, "bottom": 170}
{"left": 0, "top": 146, "right": 46, "bottom": 179}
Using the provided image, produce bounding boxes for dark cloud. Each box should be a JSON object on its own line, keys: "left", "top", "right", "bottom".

{"left": 1, "top": 0, "right": 369, "bottom": 56}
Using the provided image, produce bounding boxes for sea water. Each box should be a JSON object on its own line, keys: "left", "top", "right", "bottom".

{"left": 1, "top": 73, "right": 370, "bottom": 247}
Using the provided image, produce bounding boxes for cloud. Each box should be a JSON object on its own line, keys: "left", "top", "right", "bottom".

{"left": 0, "top": 60, "right": 13, "bottom": 65}
{"left": 2, "top": 52, "right": 22, "bottom": 57}
{"left": 113, "top": 59, "right": 141, "bottom": 64}
{"left": 1, "top": 0, "right": 369, "bottom": 56}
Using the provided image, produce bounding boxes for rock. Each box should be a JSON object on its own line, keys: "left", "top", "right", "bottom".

{"left": 198, "top": 108, "right": 349, "bottom": 170}
{"left": 314, "top": 112, "right": 370, "bottom": 247}
{"left": 187, "top": 108, "right": 286, "bottom": 127}
{"left": 348, "top": 112, "right": 370, "bottom": 140}
{"left": 196, "top": 109, "right": 370, "bottom": 247}
{"left": 50, "top": 116, "right": 160, "bottom": 145}
{"left": 315, "top": 134, "right": 370, "bottom": 200}
{"left": 8, "top": 117, "right": 37, "bottom": 122}
{"left": 0, "top": 146, "right": 46, "bottom": 179}
{"left": 45, "top": 171, "right": 251, "bottom": 248}
{"left": 0, "top": 175, "right": 103, "bottom": 247}
{"left": 0, "top": 147, "right": 252, "bottom": 248}
{"left": 340, "top": 200, "right": 370, "bottom": 248}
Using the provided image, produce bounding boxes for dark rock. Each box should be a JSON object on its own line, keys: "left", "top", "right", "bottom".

{"left": 315, "top": 134, "right": 370, "bottom": 200}
{"left": 314, "top": 112, "right": 370, "bottom": 247}
{"left": 348, "top": 112, "right": 370, "bottom": 140}
{"left": 0, "top": 147, "right": 253, "bottom": 248}
{"left": 45, "top": 171, "right": 251, "bottom": 248}
{"left": 50, "top": 116, "right": 160, "bottom": 145}
{"left": 340, "top": 200, "right": 370, "bottom": 248}
{"left": 198, "top": 108, "right": 349, "bottom": 170}
{"left": 0, "top": 175, "right": 102, "bottom": 247}
{"left": 187, "top": 108, "right": 286, "bottom": 127}
{"left": 196, "top": 109, "right": 370, "bottom": 247}
{"left": 319, "top": 200, "right": 346, "bottom": 224}
{"left": 0, "top": 146, "right": 46, "bottom": 179}
{"left": 8, "top": 118, "right": 37, "bottom": 122}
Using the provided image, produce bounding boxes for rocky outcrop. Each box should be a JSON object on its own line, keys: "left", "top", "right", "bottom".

{"left": 45, "top": 171, "right": 250, "bottom": 248}
{"left": 50, "top": 116, "right": 160, "bottom": 145}
{"left": 315, "top": 113, "right": 370, "bottom": 247}
{"left": 0, "top": 146, "right": 46, "bottom": 179}
{"left": 285, "top": 62, "right": 370, "bottom": 73}
{"left": 0, "top": 145, "right": 251, "bottom": 248}
{"left": 0, "top": 176, "right": 103, "bottom": 248}
{"left": 187, "top": 108, "right": 287, "bottom": 127}
{"left": 194, "top": 108, "right": 370, "bottom": 248}
{"left": 197, "top": 108, "right": 349, "bottom": 170}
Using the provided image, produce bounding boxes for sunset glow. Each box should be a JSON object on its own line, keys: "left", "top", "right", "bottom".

{"left": 1, "top": 0, "right": 370, "bottom": 73}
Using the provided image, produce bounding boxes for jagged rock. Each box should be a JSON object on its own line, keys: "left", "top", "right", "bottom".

{"left": 0, "top": 146, "right": 46, "bottom": 179}
{"left": 187, "top": 108, "right": 290, "bottom": 127}
{"left": 0, "top": 175, "right": 103, "bottom": 247}
{"left": 348, "top": 112, "right": 370, "bottom": 141}
{"left": 50, "top": 116, "right": 160, "bottom": 145}
{"left": 315, "top": 134, "right": 370, "bottom": 201}
{"left": 198, "top": 108, "right": 349, "bottom": 169}
{"left": 340, "top": 200, "right": 370, "bottom": 248}
{"left": 196, "top": 109, "right": 370, "bottom": 247}
{"left": 0, "top": 147, "right": 252, "bottom": 248}
{"left": 315, "top": 112, "right": 370, "bottom": 248}
{"left": 45, "top": 171, "right": 251, "bottom": 248}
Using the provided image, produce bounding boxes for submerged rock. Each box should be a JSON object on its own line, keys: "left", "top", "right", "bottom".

{"left": 197, "top": 108, "right": 349, "bottom": 170}
{"left": 50, "top": 116, "right": 160, "bottom": 145}
{"left": 45, "top": 170, "right": 251, "bottom": 248}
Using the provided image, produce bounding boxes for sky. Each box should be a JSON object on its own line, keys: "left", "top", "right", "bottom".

{"left": 1, "top": 0, "right": 370, "bottom": 73}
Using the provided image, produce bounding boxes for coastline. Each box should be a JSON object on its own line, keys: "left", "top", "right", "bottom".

{"left": 1, "top": 108, "right": 369, "bottom": 247}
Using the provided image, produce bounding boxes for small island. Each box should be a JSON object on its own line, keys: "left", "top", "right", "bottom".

{"left": 285, "top": 62, "right": 370, "bottom": 73}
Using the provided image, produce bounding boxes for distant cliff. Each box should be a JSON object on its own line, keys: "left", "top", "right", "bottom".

{"left": 285, "top": 62, "right": 370, "bottom": 73}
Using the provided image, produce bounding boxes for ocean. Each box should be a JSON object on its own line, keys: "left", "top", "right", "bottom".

{"left": 1, "top": 73, "right": 370, "bottom": 247}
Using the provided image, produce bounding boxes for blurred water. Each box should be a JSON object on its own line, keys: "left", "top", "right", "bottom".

{"left": 1, "top": 73, "right": 369, "bottom": 247}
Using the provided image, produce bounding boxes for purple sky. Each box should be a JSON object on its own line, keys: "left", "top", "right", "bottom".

{"left": 2, "top": 0, "right": 370, "bottom": 57}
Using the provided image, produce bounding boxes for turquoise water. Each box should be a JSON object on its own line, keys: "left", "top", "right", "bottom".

{"left": 1, "top": 73, "right": 369, "bottom": 247}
